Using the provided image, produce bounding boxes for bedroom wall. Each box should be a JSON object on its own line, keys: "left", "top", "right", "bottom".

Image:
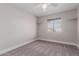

{"left": 0, "top": 4, "right": 37, "bottom": 51}
{"left": 38, "top": 9, "right": 77, "bottom": 44}
{"left": 77, "top": 8, "right": 79, "bottom": 47}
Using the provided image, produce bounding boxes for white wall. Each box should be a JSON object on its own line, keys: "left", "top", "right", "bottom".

{"left": 0, "top": 5, "right": 37, "bottom": 51}
{"left": 38, "top": 9, "right": 77, "bottom": 44}
{"left": 77, "top": 8, "right": 79, "bottom": 46}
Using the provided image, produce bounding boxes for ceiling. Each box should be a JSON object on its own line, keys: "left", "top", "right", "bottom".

{"left": 11, "top": 3, "right": 79, "bottom": 17}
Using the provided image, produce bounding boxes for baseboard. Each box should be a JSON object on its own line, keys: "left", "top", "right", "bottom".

{"left": 0, "top": 39, "right": 36, "bottom": 55}
{"left": 75, "top": 44, "right": 79, "bottom": 49}
{"left": 39, "top": 39, "right": 77, "bottom": 47}
{"left": 0, "top": 38, "right": 79, "bottom": 55}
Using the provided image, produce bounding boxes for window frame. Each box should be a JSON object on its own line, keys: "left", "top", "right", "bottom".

{"left": 48, "top": 18, "right": 61, "bottom": 32}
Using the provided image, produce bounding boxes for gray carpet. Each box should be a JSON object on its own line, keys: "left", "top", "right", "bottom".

{"left": 1, "top": 40, "right": 79, "bottom": 56}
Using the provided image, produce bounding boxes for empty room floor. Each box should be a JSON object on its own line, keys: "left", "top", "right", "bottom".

{"left": 1, "top": 40, "right": 79, "bottom": 56}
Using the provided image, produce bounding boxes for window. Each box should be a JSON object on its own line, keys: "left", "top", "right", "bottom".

{"left": 48, "top": 18, "right": 62, "bottom": 32}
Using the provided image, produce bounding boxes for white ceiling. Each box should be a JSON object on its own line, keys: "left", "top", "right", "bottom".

{"left": 11, "top": 3, "right": 79, "bottom": 17}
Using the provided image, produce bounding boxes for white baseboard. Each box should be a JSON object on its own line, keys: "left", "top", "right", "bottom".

{"left": 0, "top": 39, "right": 36, "bottom": 55}
{"left": 75, "top": 44, "right": 79, "bottom": 49}
{"left": 0, "top": 38, "right": 79, "bottom": 55}
{"left": 39, "top": 39, "right": 78, "bottom": 47}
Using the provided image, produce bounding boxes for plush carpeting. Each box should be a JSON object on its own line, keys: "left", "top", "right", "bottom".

{"left": 1, "top": 40, "right": 79, "bottom": 56}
